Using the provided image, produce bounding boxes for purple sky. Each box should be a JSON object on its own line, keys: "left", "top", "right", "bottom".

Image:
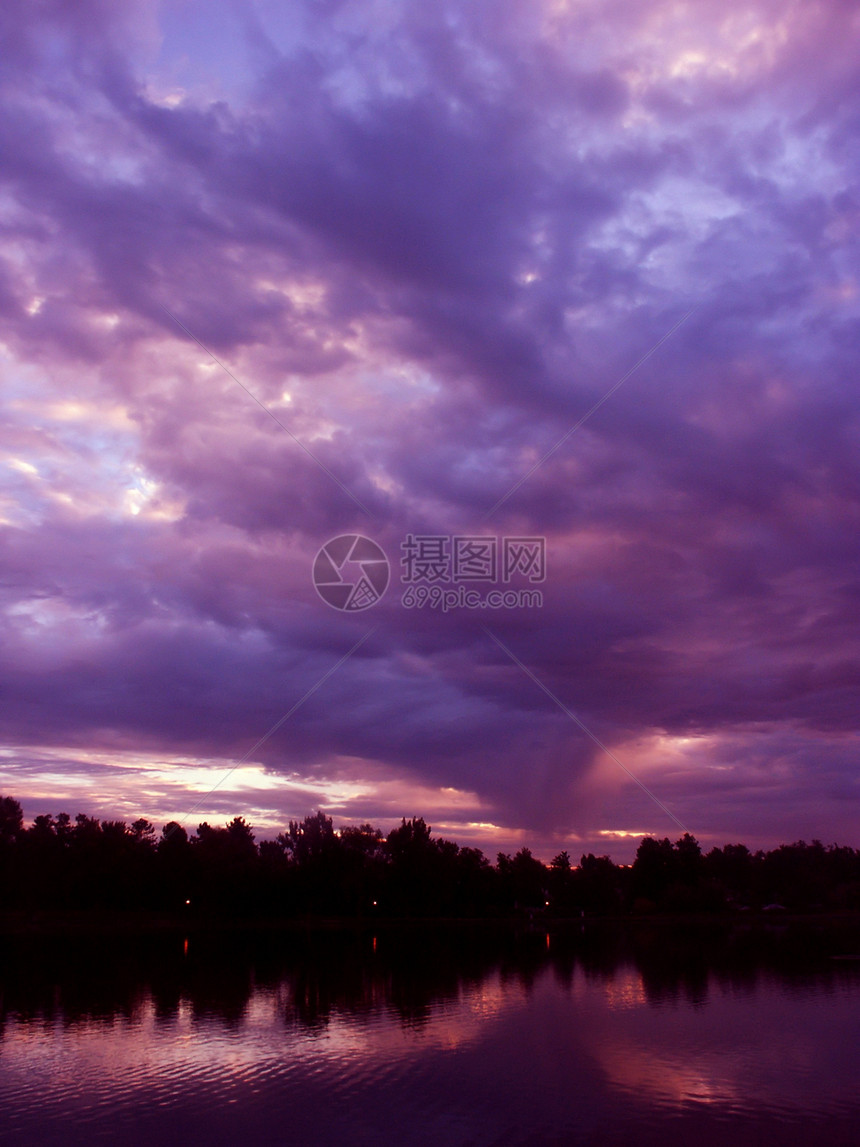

{"left": 2, "top": 0, "right": 859, "bottom": 861}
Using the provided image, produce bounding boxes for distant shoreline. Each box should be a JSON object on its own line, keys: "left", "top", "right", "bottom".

{"left": 4, "top": 908, "right": 860, "bottom": 938}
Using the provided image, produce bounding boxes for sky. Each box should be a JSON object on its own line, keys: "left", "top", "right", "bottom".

{"left": 1, "top": 0, "right": 859, "bottom": 862}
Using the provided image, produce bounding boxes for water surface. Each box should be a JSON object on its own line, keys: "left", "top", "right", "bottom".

{"left": 2, "top": 922, "right": 859, "bottom": 1145}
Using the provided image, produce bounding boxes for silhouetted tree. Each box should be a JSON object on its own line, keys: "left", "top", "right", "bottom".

{"left": 496, "top": 847, "right": 547, "bottom": 911}
{"left": 0, "top": 796, "right": 23, "bottom": 908}
{"left": 4, "top": 792, "right": 860, "bottom": 922}
{"left": 576, "top": 853, "right": 623, "bottom": 914}
{"left": 0, "top": 795, "right": 23, "bottom": 844}
{"left": 632, "top": 836, "right": 676, "bottom": 908}
{"left": 386, "top": 818, "right": 441, "bottom": 915}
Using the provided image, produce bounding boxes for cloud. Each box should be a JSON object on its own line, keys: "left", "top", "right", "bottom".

{"left": 1, "top": 0, "right": 860, "bottom": 857}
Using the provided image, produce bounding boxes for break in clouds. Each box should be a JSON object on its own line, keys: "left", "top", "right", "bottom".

{"left": 1, "top": 0, "right": 859, "bottom": 858}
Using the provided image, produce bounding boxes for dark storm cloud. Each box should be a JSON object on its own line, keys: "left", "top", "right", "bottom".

{"left": 1, "top": 0, "right": 860, "bottom": 851}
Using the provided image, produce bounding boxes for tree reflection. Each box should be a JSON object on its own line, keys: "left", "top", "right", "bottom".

{"left": 4, "top": 921, "right": 860, "bottom": 1045}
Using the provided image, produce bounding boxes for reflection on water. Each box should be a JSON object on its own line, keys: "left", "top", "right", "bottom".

{"left": 2, "top": 922, "right": 860, "bottom": 1145}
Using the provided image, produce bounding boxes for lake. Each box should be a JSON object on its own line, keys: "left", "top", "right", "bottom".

{"left": 2, "top": 920, "right": 860, "bottom": 1145}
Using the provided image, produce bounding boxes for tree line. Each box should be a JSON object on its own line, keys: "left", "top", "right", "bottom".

{"left": 2, "top": 794, "right": 860, "bottom": 917}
